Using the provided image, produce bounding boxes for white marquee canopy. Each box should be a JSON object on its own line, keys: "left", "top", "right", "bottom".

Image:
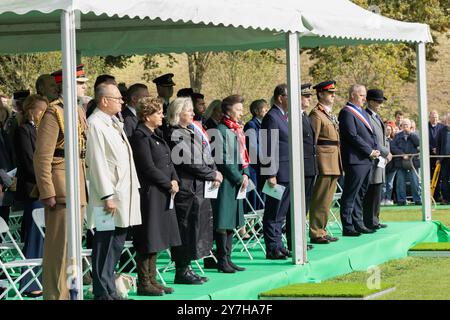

{"left": 0, "top": 0, "right": 433, "bottom": 299}
{"left": 0, "top": 0, "right": 432, "bottom": 55}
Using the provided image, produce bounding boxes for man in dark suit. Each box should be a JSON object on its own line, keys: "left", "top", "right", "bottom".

{"left": 362, "top": 89, "right": 391, "bottom": 229}
{"left": 339, "top": 84, "right": 380, "bottom": 236}
{"left": 244, "top": 99, "right": 268, "bottom": 210}
{"left": 285, "top": 83, "right": 317, "bottom": 250}
{"left": 437, "top": 113, "right": 450, "bottom": 203}
{"left": 261, "top": 84, "right": 291, "bottom": 260}
{"left": 122, "top": 83, "right": 149, "bottom": 138}
{"left": 429, "top": 110, "right": 445, "bottom": 202}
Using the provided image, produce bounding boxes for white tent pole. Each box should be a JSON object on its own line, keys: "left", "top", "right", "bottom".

{"left": 61, "top": 8, "right": 83, "bottom": 299}
{"left": 416, "top": 42, "right": 432, "bottom": 222}
{"left": 286, "top": 32, "right": 307, "bottom": 264}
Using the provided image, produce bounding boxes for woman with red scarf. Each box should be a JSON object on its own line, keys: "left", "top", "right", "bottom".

{"left": 212, "top": 94, "right": 250, "bottom": 273}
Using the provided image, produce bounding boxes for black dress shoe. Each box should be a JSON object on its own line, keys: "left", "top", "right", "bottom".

{"left": 280, "top": 248, "right": 292, "bottom": 257}
{"left": 189, "top": 269, "right": 209, "bottom": 282}
{"left": 415, "top": 201, "right": 422, "bottom": 206}
{"left": 378, "top": 223, "right": 388, "bottom": 228}
{"left": 23, "top": 291, "right": 43, "bottom": 298}
{"left": 310, "top": 237, "right": 330, "bottom": 244}
{"left": 325, "top": 235, "right": 339, "bottom": 242}
{"left": 355, "top": 226, "right": 376, "bottom": 234}
{"left": 175, "top": 267, "right": 204, "bottom": 284}
{"left": 342, "top": 230, "right": 361, "bottom": 237}
{"left": 266, "top": 250, "right": 287, "bottom": 260}
{"left": 307, "top": 244, "right": 314, "bottom": 250}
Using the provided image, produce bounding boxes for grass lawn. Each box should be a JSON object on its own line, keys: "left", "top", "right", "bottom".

{"left": 324, "top": 205, "right": 450, "bottom": 300}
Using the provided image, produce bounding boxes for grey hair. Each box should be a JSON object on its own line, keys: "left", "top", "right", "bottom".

{"left": 95, "top": 83, "right": 110, "bottom": 103}
{"left": 348, "top": 84, "right": 365, "bottom": 100}
{"left": 401, "top": 118, "right": 411, "bottom": 126}
{"left": 167, "top": 97, "right": 193, "bottom": 126}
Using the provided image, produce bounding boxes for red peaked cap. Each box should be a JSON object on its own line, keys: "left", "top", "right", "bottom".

{"left": 51, "top": 64, "right": 88, "bottom": 84}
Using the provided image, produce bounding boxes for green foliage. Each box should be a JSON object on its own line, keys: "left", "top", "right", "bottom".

{"left": 204, "top": 50, "right": 285, "bottom": 122}
{"left": 409, "top": 242, "right": 450, "bottom": 251}
{"left": 141, "top": 54, "right": 178, "bottom": 83}
{"left": 307, "top": 0, "right": 450, "bottom": 113}
{"left": 0, "top": 53, "right": 131, "bottom": 97}
{"left": 308, "top": 44, "right": 410, "bottom": 119}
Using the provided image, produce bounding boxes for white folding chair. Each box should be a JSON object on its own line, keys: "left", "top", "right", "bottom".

{"left": 8, "top": 210, "right": 24, "bottom": 242}
{"left": 0, "top": 216, "right": 42, "bottom": 300}
{"left": 328, "top": 182, "right": 343, "bottom": 234}
{"left": 32, "top": 208, "right": 92, "bottom": 278}
{"left": 233, "top": 183, "right": 266, "bottom": 259}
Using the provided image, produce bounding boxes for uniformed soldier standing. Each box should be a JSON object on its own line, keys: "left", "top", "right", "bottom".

{"left": 33, "top": 74, "right": 87, "bottom": 300}
{"left": 308, "top": 81, "right": 342, "bottom": 244}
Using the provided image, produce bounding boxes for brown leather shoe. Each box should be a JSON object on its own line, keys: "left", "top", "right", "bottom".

{"left": 310, "top": 237, "right": 330, "bottom": 244}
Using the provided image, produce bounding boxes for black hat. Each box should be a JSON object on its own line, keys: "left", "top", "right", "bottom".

{"left": 301, "top": 83, "right": 312, "bottom": 96}
{"left": 13, "top": 90, "right": 30, "bottom": 100}
{"left": 153, "top": 73, "right": 176, "bottom": 87}
{"left": 313, "top": 80, "right": 337, "bottom": 92}
{"left": 367, "top": 89, "right": 387, "bottom": 102}
{"left": 177, "top": 88, "right": 194, "bottom": 97}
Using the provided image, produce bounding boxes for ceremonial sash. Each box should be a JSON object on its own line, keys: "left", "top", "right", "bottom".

{"left": 191, "top": 120, "right": 211, "bottom": 153}
{"left": 344, "top": 103, "right": 373, "bottom": 133}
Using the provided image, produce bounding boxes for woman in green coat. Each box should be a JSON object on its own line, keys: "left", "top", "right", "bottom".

{"left": 212, "top": 94, "right": 250, "bottom": 273}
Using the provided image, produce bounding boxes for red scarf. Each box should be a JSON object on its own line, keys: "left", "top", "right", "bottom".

{"left": 222, "top": 115, "right": 250, "bottom": 168}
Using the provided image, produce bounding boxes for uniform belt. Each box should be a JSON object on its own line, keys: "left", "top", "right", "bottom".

{"left": 317, "top": 140, "right": 339, "bottom": 146}
{"left": 54, "top": 149, "right": 86, "bottom": 159}
{"left": 54, "top": 149, "right": 65, "bottom": 157}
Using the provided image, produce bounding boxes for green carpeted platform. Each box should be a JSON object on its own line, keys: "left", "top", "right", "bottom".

{"left": 121, "top": 221, "right": 450, "bottom": 300}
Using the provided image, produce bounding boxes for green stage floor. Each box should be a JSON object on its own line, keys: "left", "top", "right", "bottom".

{"left": 122, "top": 221, "right": 450, "bottom": 300}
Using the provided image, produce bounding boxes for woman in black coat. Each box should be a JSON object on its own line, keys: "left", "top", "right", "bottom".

{"left": 14, "top": 94, "right": 48, "bottom": 297}
{"left": 166, "top": 97, "right": 223, "bottom": 285}
{"left": 130, "top": 97, "right": 181, "bottom": 296}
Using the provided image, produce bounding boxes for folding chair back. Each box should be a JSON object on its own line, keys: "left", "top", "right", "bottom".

{"left": 0, "top": 216, "right": 43, "bottom": 300}
{"left": 32, "top": 208, "right": 46, "bottom": 238}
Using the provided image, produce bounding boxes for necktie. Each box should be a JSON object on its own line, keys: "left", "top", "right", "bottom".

{"left": 112, "top": 118, "right": 126, "bottom": 142}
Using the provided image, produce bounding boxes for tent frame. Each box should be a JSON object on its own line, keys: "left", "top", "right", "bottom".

{"left": 55, "top": 8, "right": 430, "bottom": 299}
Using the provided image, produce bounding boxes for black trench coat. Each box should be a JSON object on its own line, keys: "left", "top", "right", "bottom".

{"left": 130, "top": 123, "right": 181, "bottom": 254}
{"left": 166, "top": 125, "right": 216, "bottom": 262}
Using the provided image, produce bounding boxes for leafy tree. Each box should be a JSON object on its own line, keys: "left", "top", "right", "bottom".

{"left": 306, "top": 0, "right": 450, "bottom": 114}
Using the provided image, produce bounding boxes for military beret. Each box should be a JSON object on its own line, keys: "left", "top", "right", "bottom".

{"left": 313, "top": 80, "right": 337, "bottom": 92}
{"left": 153, "top": 73, "right": 176, "bottom": 87}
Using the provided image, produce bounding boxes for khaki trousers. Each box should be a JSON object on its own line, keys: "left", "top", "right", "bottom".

{"left": 309, "top": 175, "right": 338, "bottom": 239}
{"left": 43, "top": 204, "right": 84, "bottom": 300}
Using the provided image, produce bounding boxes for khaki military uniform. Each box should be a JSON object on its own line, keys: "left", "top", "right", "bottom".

{"left": 308, "top": 103, "right": 343, "bottom": 239}
{"left": 33, "top": 97, "right": 87, "bottom": 300}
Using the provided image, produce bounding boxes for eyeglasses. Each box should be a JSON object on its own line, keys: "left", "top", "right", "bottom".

{"left": 105, "top": 96, "right": 123, "bottom": 102}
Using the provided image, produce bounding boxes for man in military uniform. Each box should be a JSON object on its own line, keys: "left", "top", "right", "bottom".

{"left": 308, "top": 81, "right": 342, "bottom": 244}
{"left": 153, "top": 73, "right": 175, "bottom": 114}
{"left": 33, "top": 74, "right": 87, "bottom": 300}
{"left": 153, "top": 73, "right": 175, "bottom": 138}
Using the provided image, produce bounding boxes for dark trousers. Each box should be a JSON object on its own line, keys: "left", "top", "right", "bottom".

{"left": 440, "top": 161, "right": 450, "bottom": 202}
{"left": 19, "top": 198, "right": 44, "bottom": 293}
{"left": 0, "top": 206, "right": 10, "bottom": 225}
{"left": 92, "top": 227, "right": 127, "bottom": 297}
{"left": 362, "top": 183, "right": 382, "bottom": 228}
{"left": 286, "top": 176, "right": 315, "bottom": 251}
{"left": 263, "top": 182, "right": 290, "bottom": 252}
{"left": 340, "top": 164, "right": 371, "bottom": 232}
